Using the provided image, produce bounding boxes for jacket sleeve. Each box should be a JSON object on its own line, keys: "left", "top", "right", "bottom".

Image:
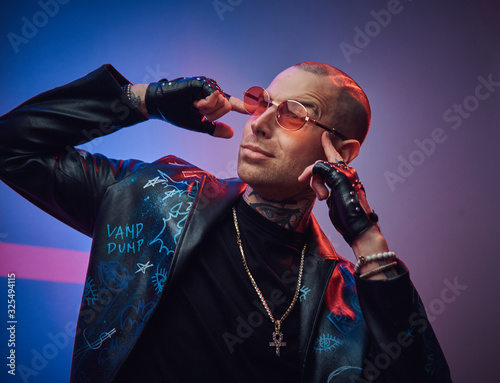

{"left": 0, "top": 64, "right": 148, "bottom": 237}
{"left": 355, "top": 261, "right": 452, "bottom": 382}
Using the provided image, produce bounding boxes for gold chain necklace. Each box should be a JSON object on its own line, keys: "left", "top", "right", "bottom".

{"left": 232, "top": 206, "right": 306, "bottom": 356}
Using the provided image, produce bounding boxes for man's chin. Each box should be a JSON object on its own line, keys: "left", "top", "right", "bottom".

{"left": 237, "top": 158, "right": 266, "bottom": 181}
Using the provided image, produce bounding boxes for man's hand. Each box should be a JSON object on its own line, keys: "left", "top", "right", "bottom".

{"left": 194, "top": 91, "right": 246, "bottom": 138}
{"left": 144, "top": 76, "right": 246, "bottom": 138}
{"left": 299, "top": 132, "right": 396, "bottom": 279}
{"left": 131, "top": 80, "right": 246, "bottom": 138}
{"left": 299, "top": 132, "right": 378, "bottom": 245}
{"left": 298, "top": 132, "right": 345, "bottom": 201}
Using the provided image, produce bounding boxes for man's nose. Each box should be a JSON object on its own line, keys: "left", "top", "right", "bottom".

{"left": 250, "top": 107, "right": 276, "bottom": 138}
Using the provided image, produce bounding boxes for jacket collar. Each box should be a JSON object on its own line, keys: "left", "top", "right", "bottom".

{"left": 166, "top": 175, "right": 246, "bottom": 288}
{"left": 305, "top": 215, "right": 341, "bottom": 261}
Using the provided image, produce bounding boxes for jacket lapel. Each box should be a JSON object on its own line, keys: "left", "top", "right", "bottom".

{"left": 165, "top": 175, "right": 245, "bottom": 289}
{"left": 298, "top": 216, "right": 339, "bottom": 376}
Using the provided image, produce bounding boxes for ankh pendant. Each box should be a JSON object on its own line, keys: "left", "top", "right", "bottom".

{"left": 269, "top": 321, "right": 286, "bottom": 356}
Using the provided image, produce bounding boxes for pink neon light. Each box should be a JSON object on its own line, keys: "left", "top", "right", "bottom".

{"left": 0, "top": 242, "right": 89, "bottom": 284}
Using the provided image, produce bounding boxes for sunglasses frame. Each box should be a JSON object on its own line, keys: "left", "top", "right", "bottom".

{"left": 244, "top": 86, "right": 348, "bottom": 141}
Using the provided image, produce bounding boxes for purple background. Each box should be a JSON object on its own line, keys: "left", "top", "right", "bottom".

{"left": 1, "top": 0, "right": 499, "bottom": 381}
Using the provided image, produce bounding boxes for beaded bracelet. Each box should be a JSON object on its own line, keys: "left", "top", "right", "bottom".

{"left": 360, "top": 261, "right": 398, "bottom": 279}
{"left": 354, "top": 251, "right": 396, "bottom": 273}
{"left": 122, "top": 83, "right": 132, "bottom": 102}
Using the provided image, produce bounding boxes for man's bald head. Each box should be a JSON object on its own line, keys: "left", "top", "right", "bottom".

{"left": 293, "top": 62, "right": 371, "bottom": 145}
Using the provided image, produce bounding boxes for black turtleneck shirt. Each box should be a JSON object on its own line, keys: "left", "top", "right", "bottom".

{"left": 113, "top": 198, "right": 306, "bottom": 382}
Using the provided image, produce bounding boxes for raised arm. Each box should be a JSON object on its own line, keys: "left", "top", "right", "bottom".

{"left": 128, "top": 79, "right": 246, "bottom": 138}
{"left": 0, "top": 65, "right": 244, "bottom": 236}
{"left": 299, "top": 132, "right": 395, "bottom": 279}
{"left": 0, "top": 64, "right": 148, "bottom": 235}
{"left": 298, "top": 132, "right": 452, "bottom": 381}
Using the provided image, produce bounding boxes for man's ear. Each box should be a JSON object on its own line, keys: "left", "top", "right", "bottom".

{"left": 337, "top": 139, "right": 360, "bottom": 164}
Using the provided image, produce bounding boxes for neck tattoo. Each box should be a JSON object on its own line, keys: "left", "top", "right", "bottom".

{"left": 232, "top": 206, "right": 306, "bottom": 356}
{"left": 242, "top": 188, "right": 313, "bottom": 232}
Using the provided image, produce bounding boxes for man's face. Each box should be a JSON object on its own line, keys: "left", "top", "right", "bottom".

{"left": 237, "top": 67, "right": 338, "bottom": 201}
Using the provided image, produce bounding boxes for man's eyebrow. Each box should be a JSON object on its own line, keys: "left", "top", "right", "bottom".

{"left": 269, "top": 91, "right": 320, "bottom": 114}
{"left": 298, "top": 100, "right": 319, "bottom": 114}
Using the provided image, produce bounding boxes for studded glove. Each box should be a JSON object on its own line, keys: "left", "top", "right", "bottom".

{"left": 312, "top": 161, "right": 379, "bottom": 246}
{"left": 145, "top": 76, "right": 227, "bottom": 135}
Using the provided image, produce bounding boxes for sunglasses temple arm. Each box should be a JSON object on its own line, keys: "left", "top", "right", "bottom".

{"left": 330, "top": 129, "right": 348, "bottom": 140}
{"left": 313, "top": 120, "right": 348, "bottom": 140}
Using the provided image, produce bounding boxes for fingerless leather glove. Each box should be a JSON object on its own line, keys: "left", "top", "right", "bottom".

{"left": 313, "top": 161, "right": 378, "bottom": 245}
{"left": 145, "top": 77, "right": 226, "bottom": 135}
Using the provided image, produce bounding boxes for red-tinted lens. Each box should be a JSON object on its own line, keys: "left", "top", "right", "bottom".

{"left": 244, "top": 86, "right": 269, "bottom": 115}
{"left": 276, "top": 100, "right": 307, "bottom": 130}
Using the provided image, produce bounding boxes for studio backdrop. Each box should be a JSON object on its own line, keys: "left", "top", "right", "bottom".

{"left": 0, "top": 0, "right": 498, "bottom": 382}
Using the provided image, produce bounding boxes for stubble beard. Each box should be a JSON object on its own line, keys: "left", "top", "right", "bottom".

{"left": 237, "top": 155, "right": 311, "bottom": 202}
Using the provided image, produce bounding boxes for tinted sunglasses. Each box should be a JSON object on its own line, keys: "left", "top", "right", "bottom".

{"left": 243, "top": 86, "right": 348, "bottom": 140}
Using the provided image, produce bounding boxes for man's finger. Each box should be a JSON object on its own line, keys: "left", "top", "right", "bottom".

{"left": 194, "top": 92, "right": 231, "bottom": 121}
{"left": 204, "top": 96, "right": 232, "bottom": 121}
{"left": 310, "top": 174, "right": 330, "bottom": 201}
{"left": 212, "top": 121, "right": 234, "bottom": 138}
{"left": 298, "top": 164, "right": 314, "bottom": 182}
{"left": 194, "top": 91, "right": 224, "bottom": 111}
{"left": 228, "top": 96, "right": 248, "bottom": 114}
{"left": 298, "top": 163, "right": 329, "bottom": 201}
{"left": 321, "top": 131, "right": 344, "bottom": 163}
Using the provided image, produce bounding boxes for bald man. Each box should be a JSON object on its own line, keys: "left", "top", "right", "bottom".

{"left": 0, "top": 62, "right": 451, "bottom": 382}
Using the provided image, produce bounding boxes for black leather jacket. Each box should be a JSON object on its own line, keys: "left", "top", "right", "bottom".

{"left": 0, "top": 65, "right": 451, "bottom": 382}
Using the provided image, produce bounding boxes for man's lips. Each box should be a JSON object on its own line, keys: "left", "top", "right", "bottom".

{"left": 240, "top": 144, "right": 274, "bottom": 160}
